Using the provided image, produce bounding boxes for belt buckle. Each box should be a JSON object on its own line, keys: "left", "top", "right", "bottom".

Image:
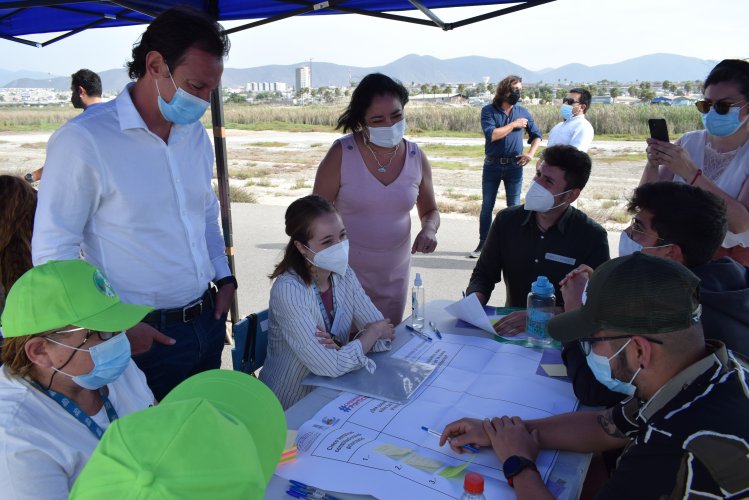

{"left": 182, "top": 299, "right": 203, "bottom": 322}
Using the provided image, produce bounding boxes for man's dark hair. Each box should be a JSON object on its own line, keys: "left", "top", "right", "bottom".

{"left": 492, "top": 75, "right": 522, "bottom": 108}
{"left": 336, "top": 73, "right": 409, "bottom": 133}
{"left": 70, "top": 69, "right": 102, "bottom": 97}
{"left": 127, "top": 6, "right": 230, "bottom": 80}
{"left": 569, "top": 87, "right": 592, "bottom": 113}
{"left": 704, "top": 59, "right": 749, "bottom": 102}
{"left": 627, "top": 182, "right": 727, "bottom": 267}
{"left": 540, "top": 145, "right": 592, "bottom": 190}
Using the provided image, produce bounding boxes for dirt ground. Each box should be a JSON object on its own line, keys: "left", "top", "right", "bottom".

{"left": 0, "top": 128, "right": 646, "bottom": 231}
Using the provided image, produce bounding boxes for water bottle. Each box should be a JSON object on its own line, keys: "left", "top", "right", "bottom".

{"left": 526, "top": 276, "right": 555, "bottom": 347}
{"left": 459, "top": 472, "right": 486, "bottom": 500}
{"left": 411, "top": 273, "right": 425, "bottom": 329}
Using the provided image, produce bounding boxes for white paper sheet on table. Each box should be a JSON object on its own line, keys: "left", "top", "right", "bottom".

{"left": 444, "top": 294, "right": 528, "bottom": 341}
{"left": 275, "top": 334, "right": 578, "bottom": 499}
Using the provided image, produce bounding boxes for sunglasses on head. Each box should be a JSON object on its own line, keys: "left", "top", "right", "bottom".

{"left": 695, "top": 98, "right": 747, "bottom": 115}
{"left": 562, "top": 98, "right": 579, "bottom": 105}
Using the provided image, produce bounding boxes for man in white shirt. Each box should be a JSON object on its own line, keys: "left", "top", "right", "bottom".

{"left": 547, "top": 88, "right": 594, "bottom": 152}
{"left": 32, "top": 7, "right": 236, "bottom": 400}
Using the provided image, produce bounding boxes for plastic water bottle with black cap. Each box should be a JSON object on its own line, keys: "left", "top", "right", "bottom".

{"left": 459, "top": 472, "right": 486, "bottom": 499}
{"left": 411, "top": 273, "right": 425, "bottom": 329}
{"left": 526, "top": 275, "right": 555, "bottom": 347}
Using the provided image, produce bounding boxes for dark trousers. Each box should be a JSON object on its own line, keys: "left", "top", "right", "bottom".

{"left": 134, "top": 297, "right": 226, "bottom": 401}
{"left": 479, "top": 159, "right": 523, "bottom": 241}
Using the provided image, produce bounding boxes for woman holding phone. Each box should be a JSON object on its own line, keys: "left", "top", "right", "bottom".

{"left": 641, "top": 59, "right": 749, "bottom": 264}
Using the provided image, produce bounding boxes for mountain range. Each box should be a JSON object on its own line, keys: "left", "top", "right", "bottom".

{"left": 2, "top": 53, "right": 718, "bottom": 92}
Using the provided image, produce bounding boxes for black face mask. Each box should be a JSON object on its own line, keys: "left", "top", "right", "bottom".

{"left": 71, "top": 91, "right": 85, "bottom": 109}
{"left": 506, "top": 89, "right": 521, "bottom": 105}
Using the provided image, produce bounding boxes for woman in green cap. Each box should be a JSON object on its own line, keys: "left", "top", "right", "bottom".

{"left": 0, "top": 259, "right": 155, "bottom": 499}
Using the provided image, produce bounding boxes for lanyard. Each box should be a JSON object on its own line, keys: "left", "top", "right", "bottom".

{"left": 311, "top": 278, "right": 336, "bottom": 334}
{"left": 32, "top": 382, "right": 119, "bottom": 439}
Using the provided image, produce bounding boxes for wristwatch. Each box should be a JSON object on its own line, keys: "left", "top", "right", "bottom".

{"left": 503, "top": 455, "right": 538, "bottom": 487}
{"left": 214, "top": 275, "right": 238, "bottom": 290}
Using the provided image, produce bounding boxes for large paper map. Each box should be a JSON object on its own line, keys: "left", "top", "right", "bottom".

{"left": 275, "top": 334, "right": 578, "bottom": 499}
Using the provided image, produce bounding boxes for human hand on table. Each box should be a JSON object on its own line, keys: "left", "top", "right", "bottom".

{"left": 560, "top": 265, "right": 592, "bottom": 312}
{"left": 494, "top": 310, "right": 527, "bottom": 336}
{"left": 439, "top": 417, "right": 491, "bottom": 453}
{"left": 412, "top": 227, "right": 438, "bottom": 254}
{"left": 646, "top": 139, "right": 697, "bottom": 179}
{"left": 483, "top": 416, "right": 540, "bottom": 463}
{"left": 315, "top": 325, "right": 341, "bottom": 350}
{"left": 367, "top": 319, "right": 395, "bottom": 341}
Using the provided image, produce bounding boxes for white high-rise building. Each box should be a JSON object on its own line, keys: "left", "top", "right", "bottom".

{"left": 296, "top": 66, "right": 311, "bottom": 92}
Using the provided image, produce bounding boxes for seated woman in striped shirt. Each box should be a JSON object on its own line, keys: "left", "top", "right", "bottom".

{"left": 259, "top": 195, "right": 395, "bottom": 409}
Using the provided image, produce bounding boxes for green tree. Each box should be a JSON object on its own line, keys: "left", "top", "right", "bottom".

{"left": 684, "top": 81, "right": 693, "bottom": 94}
{"left": 662, "top": 80, "right": 671, "bottom": 91}
{"left": 628, "top": 85, "right": 639, "bottom": 97}
{"left": 486, "top": 82, "right": 494, "bottom": 93}
{"left": 430, "top": 85, "right": 439, "bottom": 97}
{"left": 441, "top": 84, "right": 452, "bottom": 94}
{"left": 457, "top": 83, "right": 466, "bottom": 95}
{"left": 420, "top": 84, "right": 429, "bottom": 95}
{"left": 610, "top": 87, "right": 621, "bottom": 98}
{"left": 555, "top": 88, "right": 567, "bottom": 99}
{"left": 640, "top": 89, "right": 656, "bottom": 102}
{"left": 226, "top": 93, "right": 246, "bottom": 104}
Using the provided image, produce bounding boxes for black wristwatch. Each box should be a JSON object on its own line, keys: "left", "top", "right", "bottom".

{"left": 503, "top": 455, "right": 538, "bottom": 487}
{"left": 214, "top": 275, "right": 238, "bottom": 290}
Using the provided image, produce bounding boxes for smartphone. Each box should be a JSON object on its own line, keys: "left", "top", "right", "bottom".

{"left": 648, "top": 118, "right": 669, "bottom": 142}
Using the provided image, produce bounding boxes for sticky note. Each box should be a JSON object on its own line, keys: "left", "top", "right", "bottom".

{"left": 438, "top": 455, "right": 476, "bottom": 478}
{"left": 374, "top": 443, "right": 413, "bottom": 459}
{"left": 541, "top": 364, "right": 568, "bottom": 377}
{"left": 403, "top": 453, "right": 444, "bottom": 472}
{"left": 285, "top": 430, "right": 298, "bottom": 450}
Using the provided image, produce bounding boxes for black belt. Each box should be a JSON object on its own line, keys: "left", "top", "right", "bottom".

{"left": 485, "top": 155, "right": 517, "bottom": 164}
{"left": 143, "top": 288, "right": 214, "bottom": 325}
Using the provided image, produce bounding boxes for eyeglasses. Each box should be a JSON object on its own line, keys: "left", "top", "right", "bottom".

{"left": 51, "top": 327, "right": 119, "bottom": 345}
{"left": 562, "top": 98, "right": 579, "bottom": 105}
{"left": 629, "top": 217, "right": 666, "bottom": 242}
{"left": 578, "top": 335, "right": 664, "bottom": 355}
{"left": 695, "top": 98, "right": 747, "bottom": 115}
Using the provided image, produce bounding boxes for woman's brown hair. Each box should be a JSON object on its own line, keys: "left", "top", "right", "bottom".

{"left": 269, "top": 195, "right": 338, "bottom": 285}
{"left": 1, "top": 330, "right": 72, "bottom": 378}
{"left": 492, "top": 74, "right": 522, "bottom": 108}
{"left": 0, "top": 175, "right": 36, "bottom": 310}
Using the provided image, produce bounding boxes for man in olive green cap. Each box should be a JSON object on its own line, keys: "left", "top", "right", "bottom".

{"left": 70, "top": 369, "right": 286, "bottom": 499}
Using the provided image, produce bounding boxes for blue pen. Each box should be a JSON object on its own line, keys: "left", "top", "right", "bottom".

{"left": 433, "top": 326, "right": 443, "bottom": 340}
{"left": 405, "top": 324, "right": 432, "bottom": 342}
{"left": 289, "top": 481, "right": 342, "bottom": 500}
{"left": 421, "top": 426, "right": 479, "bottom": 453}
{"left": 286, "top": 489, "right": 307, "bottom": 499}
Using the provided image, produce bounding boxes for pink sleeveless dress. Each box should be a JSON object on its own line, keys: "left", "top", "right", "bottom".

{"left": 335, "top": 134, "right": 423, "bottom": 324}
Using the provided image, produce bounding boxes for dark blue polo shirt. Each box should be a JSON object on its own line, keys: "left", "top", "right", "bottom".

{"left": 481, "top": 103, "right": 542, "bottom": 158}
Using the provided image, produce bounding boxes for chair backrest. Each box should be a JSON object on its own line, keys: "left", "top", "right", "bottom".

{"left": 231, "top": 309, "right": 269, "bottom": 375}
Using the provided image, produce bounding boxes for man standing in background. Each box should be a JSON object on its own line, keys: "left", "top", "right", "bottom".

{"left": 547, "top": 88, "right": 594, "bottom": 152}
{"left": 470, "top": 75, "right": 542, "bottom": 258}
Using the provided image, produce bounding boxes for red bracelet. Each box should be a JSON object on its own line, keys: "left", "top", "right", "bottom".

{"left": 690, "top": 169, "right": 703, "bottom": 185}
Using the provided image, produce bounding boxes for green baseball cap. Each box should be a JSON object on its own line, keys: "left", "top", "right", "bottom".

{"left": 0, "top": 260, "right": 152, "bottom": 338}
{"left": 549, "top": 252, "right": 702, "bottom": 343}
{"left": 70, "top": 370, "right": 287, "bottom": 500}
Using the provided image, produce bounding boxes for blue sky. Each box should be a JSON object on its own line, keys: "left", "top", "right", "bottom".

{"left": 1, "top": 0, "right": 747, "bottom": 75}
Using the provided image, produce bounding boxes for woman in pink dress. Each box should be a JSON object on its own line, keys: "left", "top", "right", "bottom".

{"left": 314, "top": 73, "right": 440, "bottom": 324}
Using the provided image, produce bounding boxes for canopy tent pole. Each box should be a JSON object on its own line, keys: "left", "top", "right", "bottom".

{"left": 407, "top": 0, "right": 446, "bottom": 29}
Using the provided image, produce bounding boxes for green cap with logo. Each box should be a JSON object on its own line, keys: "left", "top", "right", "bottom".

{"left": 70, "top": 370, "right": 287, "bottom": 500}
{"left": 0, "top": 260, "right": 152, "bottom": 337}
{"left": 549, "top": 252, "right": 702, "bottom": 343}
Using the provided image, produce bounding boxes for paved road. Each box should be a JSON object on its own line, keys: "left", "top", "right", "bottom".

{"left": 222, "top": 202, "right": 620, "bottom": 367}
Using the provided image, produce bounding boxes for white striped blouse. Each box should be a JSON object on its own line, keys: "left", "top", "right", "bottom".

{"left": 259, "top": 267, "right": 391, "bottom": 409}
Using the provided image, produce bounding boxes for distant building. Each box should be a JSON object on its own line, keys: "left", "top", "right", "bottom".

{"left": 591, "top": 96, "right": 614, "bottom": 105}
{"left": 296, "top": 66, "right": 311, "bottom": 92}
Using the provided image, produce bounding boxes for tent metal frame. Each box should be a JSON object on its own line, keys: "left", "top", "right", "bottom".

{"left": 1, "top": 0, "right": 556, "bottom": 322}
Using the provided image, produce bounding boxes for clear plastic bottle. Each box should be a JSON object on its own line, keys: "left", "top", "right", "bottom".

{"left": 459, "top": 472, "right": 486, "bottom": 500}
{"left": 411, "top": 273, "right": 425, "bottom": 329}
{"left": 526, "top": 275, "right": 555, "bottom": 347}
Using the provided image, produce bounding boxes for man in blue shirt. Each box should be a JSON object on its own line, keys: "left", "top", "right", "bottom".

{"left": 470, "top": 75, "right": 542, "bottom": 258}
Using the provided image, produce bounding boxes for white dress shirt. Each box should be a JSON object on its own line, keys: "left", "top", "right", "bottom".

{"left": 547, "top": 113, "right": 595, "bottom": 152}
{"left": 32, "top": 83, "right": 230, "bottom": 309}
{"left": 0, "top": 361, "right": 154, "bottom": 500}
{"left": 259, "top": 267, "right": 391, "bottom": 409}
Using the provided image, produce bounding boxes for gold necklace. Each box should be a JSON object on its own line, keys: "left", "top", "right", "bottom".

{"left": 363, "top": 135, "right": 400, "bottom": 173}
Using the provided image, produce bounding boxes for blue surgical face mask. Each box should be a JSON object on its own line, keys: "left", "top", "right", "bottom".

{"left": 47, "top": 333, "right": 132, "bottom": 390}
{"left": 560, "top": 104, "right": 574, "bottom": 120}
{"left": 585, "top": 339, "right": 641, "bottom": 396}
{"left": 156, "top": 74, "right": 210, "bottom": 125}
{"left": 701, "top": 105, "right": 747, "bottom": 137}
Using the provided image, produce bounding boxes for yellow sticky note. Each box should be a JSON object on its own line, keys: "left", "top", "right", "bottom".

{"left": 374, "top": 443, "right": 413, "bottom": 459}
{"left": 285, "top": 430, "right": 298, "bottom": 451}
{"left": 541, "top": 364, "right": 568, "bottom": 377}
{"left": 403, "top": 453, "right": 444, "bottom": 472}
{"left": 438, "top": 455, "right": 476, "bottom": 478}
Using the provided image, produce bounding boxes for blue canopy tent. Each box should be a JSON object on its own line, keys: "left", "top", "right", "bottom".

{"left": 0, "top": 0, "right": 556, "bottom": 320}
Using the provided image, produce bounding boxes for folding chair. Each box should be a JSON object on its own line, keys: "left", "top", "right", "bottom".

{"left": 231, "top": 309, "right": 269, "bottom": 375}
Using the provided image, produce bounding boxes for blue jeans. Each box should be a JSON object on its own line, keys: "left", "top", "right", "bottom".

{"left": 134, "top": 296, "right": 227, "bottom": 401}
{"left": 479, "top": 159, "right": 523, "bottom": 241}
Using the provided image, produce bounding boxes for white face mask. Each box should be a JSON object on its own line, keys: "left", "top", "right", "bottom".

{"left": 367, "top": 119, "right": 406, "bottom": 148}
{"left": 618, "top": 230, "right": 673, "bottom": 257}
{"left": 524, "top": 181, "right": 572, "bottom": 213}
{"left": 304, "top": 240, "right": 350, "bottom": 276}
